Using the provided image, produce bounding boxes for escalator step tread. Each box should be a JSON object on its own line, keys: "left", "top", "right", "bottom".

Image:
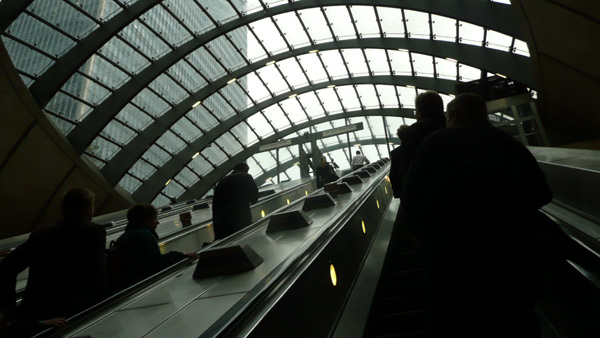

{"left": 370, "top": 329, "right": 433, "bottom": 338}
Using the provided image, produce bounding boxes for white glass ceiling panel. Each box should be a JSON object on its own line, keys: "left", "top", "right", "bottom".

{"left": 253, "top": 151, "right": 277, "bottom": 171}
{"left": 411, "top": 53, "right": 434, "bottom": 77}
{"left": 121, "top": 19, "right": 170, "bottom": 60}
{"left": 365, "top": 49, "right": 390, "bottom": 75}
{"left": 186, "top": 105, "right": 219, "bottom": 131}
{"left": 244, "top": 72, "right": 271, "bottom": 103}
{"left": 378, "top": 8, "right": 405, "bottom": 37}
{"left": 343, "top": 49, "right": 369, "bottom": 76}
{"left": 206, "top": 35, "right": 246, "bottom": 72}
{"left": 163, "top": 180, "right": 184, "bottom": 199}
{"left": 263, "top": 105, "right": 292, "bottom": 131}
{"left": 131, "top": 89, "right": 170, "bottom": 118}
{"left": 172, "top": 118, "right": 203, "bottom": 143}
{"left": 31, "top": 1, "right": 98, "bottom": 38}
{"left": 367, "top": 116, "right": 386, "bottom": 137}
{"left": 431, "top": 15, "right": 456, "bottom": 42}
{"left": 164, "top": 0, "right": 214, "bottom": 34}
{"left": 62, "top": 73, "right": 110, "bottom": 106}
{"left": 247, "top": 112, "right": 275, "bottom": 138}
{"left": 297, "top": 54, "right": 328, "bottom": 83}
{"left": 459, "top": 63, "right": 481, "bottom": 82}
{"left": 316, "top": 88, "right": 343, "bottom": 113}
{"left": 355, "top": 85, "right": 379, "bottom": 109}
{"left": 118, "top": 174, "right": 143, "bottom": 194}
{"left": 129, "top": 159, "right": 157, "bottom": 181}
{"left": 245, "top": 122, "right": 259, "bottom": 146}
{"left": 486, "top": 30, "right": 512, "bottom": 52}
{"left": 174, "top": 167, "right": 199, "bottom": 188}
{"left": 86, "top": 137, "right": 120, "bottom": 162}
{"left": 351, "top": 6, "right": 380, "bottom": 38}
{"left": 513, "top": 39, "right": 530, "bottom": 57}
{"left": 149, "top": 5, "right": 192, "bottom": 47}
{"left": 100, "top": 37, "right": 150, "bottom": 74}
{"left": 285, "top": 165, "right": 301, "bottom": 181}
{"left": 404, "top": 10, "right": 430, "bottom": 39}
{"left": 8, "top": 14, "right": 75, "bottom": 57}
{"left": 45, "top": 92, "right": 91, "bottom": 123}
{"left": 251, "top": 18, "right": 288, "bottom": 54}
{"left": 385, "top": 117, "right": 411, "bottom": 140}
{"left": 83, "top": 56, "right": 130, "bottom": 89}
{"left": 1, "top": 37, "right": 52, "bottom": 76}
{"left": 376, "top": 85, "right": 399, "bottom": 107}
{"left": 280, "top": 98, "right": 309, "bottom": 123}
{"left": 46, "top": 114, "right": 74, "bottom": 134}
{"left": 100, "top": 120, "right": 136, "bottom": 146}
{"left": 202, "top": 146, "right": 228, "bottom": 166}
{"left": 203, "top": 1, "right": 238, "bottom": 25}
{"left": 156, "top": 130, "right": 185, "bottom": 154}
{"left": 215, "top": 133, "right": 243, "bottom": 157}
{"left": 245, "top": 27, "right": 269, "bottom": 63}
{"left": 275, "top": 12, "right": 311, "bottom": 48}
{"left": 327, "top": 149, "right": 349, "bottom": 170}
{"left": 148, "top": 73, "right": 187, "bottom": 104}
{"left": 257, "top": 64, "right": 289, "bottom": 95}
{"left": 319, "top": 50, "right": 348, "bottom": 80}
{"left": 188, "top": 153, "right": 213, "bottom": 176}
{"left": 297, "top": 8, "right": 333, "bottom": 44}
{"left": 246, "top": 156, "right": 261, "bottom": 178}
{"left": 167, "top": 59, "right": 206, "bottom": 93}
{"left": 276, "top": 58, "right": 309, "bottom": 89}
{"left": 436, "top": 58, "right": 458, "bottom": 80}
{"left": 204, "top": 94, "right": 236, "bottom": 120}
{"left": 334, "top": 86, "right": 359, "bottom": 110}
{"left": 459, "top": 21, "right": 484, "bottom": 46}
{"left": 396, "top": 87, "right": 418, "bottom": 108}
{"left": 359, "top": 145, "right": 380, "bottom": 162}
{"left": 187, "top": 47, "right": 227, "bottom": 81}
{"left": 388, "top": 50, "right": 412, "bottom": 75}
{"left": 221, "top": 83, "right": 251, "bottom": 112}
{"left": 348, "top": 117, "right": 370, "bottom": 139}
{"left": 325, "top": 6, "right": 355, "bottom": 40}
{"left": 278, "top": 148, "right": 293, "bottom": 162}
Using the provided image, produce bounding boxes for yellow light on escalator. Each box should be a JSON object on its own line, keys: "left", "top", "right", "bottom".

{"left": 305, "top": 190, "right": 308, "bottom": 196}
{"left": 376, "top": 198, "right": 380, "bottom": 209}
{"left": 330, "top": 264, "right": 337, "bottom": 286}
{"left": 385, "top": 187, "right": 388, "bottom": 195}
{"left": 361, "top": 219, "right": 366, "bottom": 234}
{"left": 286, "top": 198, "right": 290, "bottom": 205}
{"left": 261, "top": 210, "right": 266, "bottom": 218}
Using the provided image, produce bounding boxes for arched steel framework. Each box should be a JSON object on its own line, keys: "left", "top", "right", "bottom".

{"left": 138, "top": 108, "right": 414, "bottom": 202}
{"left": 63, "top": 0, "right": 522, "bottom": 155}
{"left": 100, "top": 39, "right": 532, "bottom": 185}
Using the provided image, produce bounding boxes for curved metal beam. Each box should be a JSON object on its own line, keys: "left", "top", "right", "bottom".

{"left": 102, "top": 38, "right": 532, "bottom": 186}
{"left": 0, "top": 0, "right": 34, "bottom": 33}
{"left": 254, "top": 138, "right": 391, "bottom": 186}
{"left": 66, "top": 0, "right": 521, "bottom": 154}
{"left": 28, "top": 0, "right": 162, "bottom": 108}
{"left": 135, "top": 108, "right": 415, "bottom": 202}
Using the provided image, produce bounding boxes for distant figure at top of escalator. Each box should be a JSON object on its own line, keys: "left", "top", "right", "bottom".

{"left": 316, "top": 155, "right": 339, "bottom": 188}
{"left": 350, "top": 150, "right": 370, "bottom": 171}
{"left": 115, "top": 204, "right": 197, "bottom": 287}
{"left": 0, "top": 187, "right": 106, "bottom": 330}
{"left": 389, "top": 91, "right": 446, "bottom": 198}
{"left": 402, "top": 93, "right": 552, "bottom": 337}
{"left": 212, "top": 163, "right": 259, "bottom": 240}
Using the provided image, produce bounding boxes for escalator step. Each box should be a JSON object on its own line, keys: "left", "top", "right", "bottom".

{"left": 371, "top": 329, "right": 433, "bottom": 338}
{"left": 372, "top": 310, "right": 429, "bottom": 335}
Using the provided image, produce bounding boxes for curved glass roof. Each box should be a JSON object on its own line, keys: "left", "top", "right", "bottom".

{"left": 1, "top": 0, "right": 531, "bottom": 206}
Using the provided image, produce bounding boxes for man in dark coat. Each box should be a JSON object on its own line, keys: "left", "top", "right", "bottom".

{"left": 402, "top": 93, "right": 552, "bottom": 337}
{"left": 115, "top": 204, "right": 197, "bottom": 287}
{"left": 389, "top": 91, "right": 447, "bottom": 198}
{"left": 0, "top": 187, "right": 106, "bottom": 323}
{"left": 212, "top": 162, "right": 259, "bottom": 240}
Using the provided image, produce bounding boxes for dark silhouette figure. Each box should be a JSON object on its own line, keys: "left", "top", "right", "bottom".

{"left": 212, "top": 163, "right": 259, "bottom": 240}
{"left": 388, "top": 124, "right": 409, "bottom": 198}
{"left": 389, "top": 91, "right": 446, "bottom": 198}
{"left": 350, "top": 150, "right": 370, "bottom": 171}
{"left": 115, "top": 204, "right": 197, "bottom": 287}
{"left": 0, "top": 187, "right": 106, "bottom": 328}
{"left": 316, "top": 156, "right": 338, "bottom": 188}
{"left": 402, "top": 93, "right": 552, "bottom": 337}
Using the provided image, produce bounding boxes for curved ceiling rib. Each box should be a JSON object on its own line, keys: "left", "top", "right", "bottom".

{"left": 27, "top": 0, "right": 162, "bottom": 108}
{"left": 100, "top": 38, "right": 532, "bottom": 185}
{"left": 135, "top": 108, "right": 415, "bottom": 202}
{"left": 64, "top": 0, "right": 520, "bottom": 155}
{"left": 253, "top": 137, "right": 390, "bottom": 186}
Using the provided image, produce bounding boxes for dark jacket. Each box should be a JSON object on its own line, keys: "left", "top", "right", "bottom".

{"left": 316, "top": 163, "right": 338, "bottom": 188}
{"left": 389, "top": 115, "right": 446, "bottom": 198}
{"left": 212, "top": 171, "right": 259, "bottom": 240}
{"left": 0, "top": 219, "right": 106, "bottom": 320}
{"left": 115, "top": 224, "right": 185, "bottom": 286}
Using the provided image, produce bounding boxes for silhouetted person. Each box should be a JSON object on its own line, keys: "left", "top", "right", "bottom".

{"left": 0, "top": 187, "right": 106, "bottom": 331}
{"left": 389, "top": 91, "right": 446, "bottom": 197}
{"left": 402, "top": 93, "right": 552, "bottom": 337}
{"left": 115, "top": 204, "right": 197, "bottom": 287}
{"left": 350, "top": 150, "right": 370, "bottom": 171}
{"left": 212, "top": 163, "right": 259, "bottom": 240}
{"left": 388, "top": 124, "right": 410, "bottom": 198}
{"left": 316, "top": 156, "right": 338, "bottom": 188}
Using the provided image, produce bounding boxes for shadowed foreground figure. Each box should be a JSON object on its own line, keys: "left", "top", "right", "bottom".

{"left": 212, "top": 163, "right": 259, "bottom": 240}
{"left": 0, "top": 187, "right": 105, "bottom": 335}
{"left": 316, "top": 155, "right": 338, "bottom": 188}
{"left": 402, "top": 93, "right": 552, "bottom": 337}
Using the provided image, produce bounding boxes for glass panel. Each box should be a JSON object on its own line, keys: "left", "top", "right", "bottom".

{"left": 459, "top": 63, "right": 481, "bottom": 82}
{"left": 275, "top": 12, "right": 311, "bottom": 48}
{"left": 129, "top": 159, "right": 157, "bottom": 180}
{"left": 231, "top": 123, "right": 249, "bottom": 145}
{"left": 246, "top": 156, "right": 262, "bottom": 178}
{"left": 189, "top": 153, "right": 213, "bottom": 176}
{"left": 248, "top": 112, "right": 275, "bottom": 138}
{"left": 163, "top": 180, "right": 185, "bottom": 199}
{"left": 206, "top": 35, "right": 247, "bottom": 72}
{"left": 47, "top": 114, "right": 76, "bottom": 134}
{"left": 31, "top": 1, "right": 98, "bottom": 39}
{"left": 396, "top": 86, "right": 417, "bottom": 108}
{"left": 355, "top": 85, "right": 378, "bottom": 109}
{"left": 359, "top": 145, "right": 379, "bottom": 162}
{"left": 263, "top": 106, "right": 291, "bottom": 131}
{"left": 436, "top": 58, "right": 457, "bottom": 80}
{"left": 46, "top": 91, "right": 92, "bottom": 122}
{"left": 327, "top": 149, "right": 349, "bottom": 170}
{"left": 316, "top": 88, "right": 343, "bottom": 113}
{"left": 351, "top": 6, "right": 380, "bottom": 38}
{"left": 8, "top": 14, "right": 75, "bottom": 57}
{"left": 343, "top": 49, "right": 369, "bottom": 77}
{"left": 245, "top": 121, "right": 259, "bottom": 146}
{"left": 100, "top": 120, "right": 136, "bottom": 145}
{"left": 367, "top": 116, "right": 385, "bottom": 137}
{"left": 1, "top": 37, "right": 54, "bottom": 77}
{"left": 203, "top": 94, "right": 235, "bottom": 121}
{"left": 186, "top": 105, "right": 219, "bottom": 131}
{"left": 164, "top": 0, "right": 214, "bottom": 34}
{"left": 221, "top": 81, "right": 251, "bottom": 112}
{"left": 336, "top": 86, "right": 360, "bottom": 110}
{"left": 156, "top": 130, "right": 186, "bottom": 154}
{"left": 131, "top": 88, "right": 170, "bottom": 118}
{"left": 388, "top": 50, "right": 412, "bottom": 75}
{"left": 246, "top": 28, "right": 269, "bottom": 63}
{"left": 486, "top": 30, "right": 512, "bottom": 52}
{"left": 459, "top": 21, "right": 484, "bottom": 46}
{"left": 513, "top": 39, "right": 530, "bottom": 57}
{"left": 187, "top": 47, "right": 227, "bottom": 82}
{"left": 142, "top": 144, "right": 172, "bottom": 167}
{"left": 147, "top": 5, "right": 192, "bottom": 47}
{"left": 378, "top": 7, "right": 405, "bottom": 38}
{"left": 250, "top": 18, "right": 288, "bottom": 54}
{"left": 277, "top": 58, "right": 309, "bottom": 89}
{"left": 148, "top": 73, "right": 187, "bottom": 104}
{"left": 431, "top": 15, "right": 456, "bottom": 42}
{"left": 404, "top": 10, "right": 429, "bottom": 39}
{"left": 365, "top": 49, "right": 389, "bottom": 75}
{"left": 100, "top": 37, "right": 150, "bottom": 74}
{"left": 253, "top": 151, "right": 277, "bottom": 171}
{"left": 411, "top": 53, "right": 434, "bottom": 77}
{"left": 152, "top": 194, "right": 170, "bottom": 208}
{"left": 174, "top": 167, "right": 199, "bottom": 188}
{"left": 297, "top": 8, "right": 333, "bottom": 44}
{"left": 172, "top": 117, "right": 203, "bottom": 143}
{"left": 118, "top": 174, "right": 143, "bottom": 194}
{"left": 215, "top": 132, "right": 243, "bottom": 157}
{"left": 167, "top": 59, "right": 207, "bottom": 93}
{"left": 257, "top": 64, "right": 289, "bottom": 95}
{"left": 297, "top": 53, "right": 328, "bottom": 84}
{"left": 81, "top": 55, "right": 130, "bottom": 89}
{"left": 202, "top": 145, "right": 228, "bottom": 166}
{"left": 86, "top": 136, "right": 121, "bottom": 162}
{"left": 280, "top": 97, "right": 310, "bottom": 123}
{"left": 324, "top": 6, "right": 355, "bottom": 40}
{"left": 61, "top": 73, "right": 110, "bottom": 106}
{"left": 203, "top": 1, "right": 238, "bottom": 25}
{"left": 319, "top": 50, "right": 347, "bottom": 79}
{"left": 245, "top": 72, "right": 272, "bottom": 103}
{"left": 377, "top": 85, "right": 399, "bottom": 108}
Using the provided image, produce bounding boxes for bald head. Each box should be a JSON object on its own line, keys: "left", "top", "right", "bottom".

{"left": 415, "top": 91, "right": 444, "bottom": 120}
{"left": 446, "top": 93, "right": 488, "bottom": 127}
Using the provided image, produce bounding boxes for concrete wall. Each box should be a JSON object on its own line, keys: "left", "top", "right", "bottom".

{"left": 0, "top": 40, "right": 134, "bottom": 240}
{"left": 512, "top": 1, "right": 600, "bottom": 146}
